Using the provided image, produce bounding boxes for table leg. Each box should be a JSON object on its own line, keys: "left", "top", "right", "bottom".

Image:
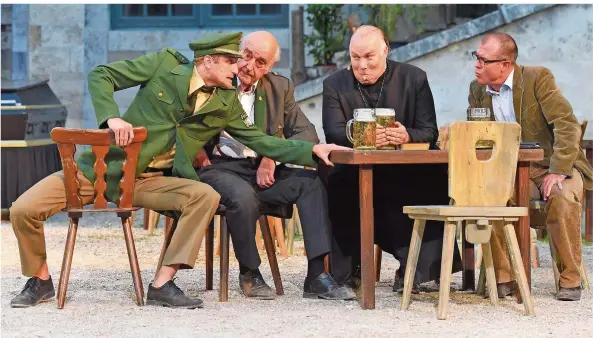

{"left": 515, "top": 161, "right": 531, "bottom": 290}
{"left": 461, "top": 224, "right": 475, "bottom": 291}
{"left": 359, "top": 164, "right": 375, "bottom": 309}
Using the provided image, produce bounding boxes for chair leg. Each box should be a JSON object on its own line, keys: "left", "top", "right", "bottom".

{"left": 481, "top": 242, "right": 498, "bottom": 306}
{"left": 548, "top": 238, "right": 560, "bottom": 293}
{"left": 401, "top": 219, "right": 426, "bottom": 310}
{"left": 147, "top": 209, "right": 160, "bottom": 235}
{"left": 219, "top": 216, "right": 230, "bottom": 302}
{"left": 580, "top": 262, "right": 590, "bottom": 291}
{"left": 143, "top": 208, "right": 150, "bottom": 231}
{"left": 503, "top": 223, "right": 535, "bottom": 316}
{"left": 157, "top": 218, "right": 176, "bottom": 271}
{"left": 205, "top": 219, "right": 214, "bottom": 291}
{"left": 531, "top": 228, "right": 540, "bottom": 268}
{"left": 437, "top": 221, "right": 456, "bottom": 320}
{"left": 374, "top": 246, "right": 382, "bottom": 283}
{"left": 121, "top": 216, "right": 145, "bottom": 306}
{"left": 476, "top": 258, "right": 487, "bottom": 297}
{"left": 286, "top": 206, "right": 297, "bottom": 255}
{"left": 57, "top": 217, "right": 79, "bottom": 309}
{"left": 259, "top": 215, "right": 284, "bottom": 296}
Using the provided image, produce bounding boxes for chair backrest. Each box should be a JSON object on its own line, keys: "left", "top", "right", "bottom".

{"left": 448, "top": 121, "right": 521, "bottom": 207}
{"left": 50, "top": 127, "right": 147, "bottom": 210}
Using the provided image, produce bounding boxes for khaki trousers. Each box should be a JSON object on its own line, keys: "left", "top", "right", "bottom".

{"left": 490, "top": 166, "right": 583, "bottom": 288}
{"left": 10, "top": 171, "right": 220, "bottom": 277}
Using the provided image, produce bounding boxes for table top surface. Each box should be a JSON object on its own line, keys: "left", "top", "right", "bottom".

{"left": 329, "top": 148, "right": 544, "bottom": 165}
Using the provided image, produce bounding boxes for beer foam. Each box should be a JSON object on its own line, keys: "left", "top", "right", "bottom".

{"left": 375, "top": 108, "right": 395, "bottom": 116}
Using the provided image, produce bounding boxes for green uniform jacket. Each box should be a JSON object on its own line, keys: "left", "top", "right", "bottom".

{"left": 468, "top": 64, "right": 592, "bottom": 190}
{"left": 78, "top": 48, "right": 316, "bottom": 202}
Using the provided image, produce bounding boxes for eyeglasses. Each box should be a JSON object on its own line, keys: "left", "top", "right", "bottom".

{"left": 471, "top": 51, "right": 506, "bottom": 65}
{"left": 241, "top": 49, "right": 268, "bottom": 70}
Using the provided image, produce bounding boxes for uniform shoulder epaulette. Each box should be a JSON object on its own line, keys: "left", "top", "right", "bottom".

{"left": 165, "top": 47, "right": 189, "bottom": 64}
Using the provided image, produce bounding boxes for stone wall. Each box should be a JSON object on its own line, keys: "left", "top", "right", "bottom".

{"left": 28, "top": 4, "right": 85, "bottom": 128}
{"left": 297, "top": 4, "right": 593, "bottom": 143}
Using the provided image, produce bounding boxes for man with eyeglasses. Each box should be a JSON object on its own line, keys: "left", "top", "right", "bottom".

{"left": 468, "top": 32, "right": 592, "bottom": 301}
{"left": 194, "top": 31, "right": 355, "bottom": 301}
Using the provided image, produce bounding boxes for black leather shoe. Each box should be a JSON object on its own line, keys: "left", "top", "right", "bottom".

{"left": 556, "top": 287, "right": 581, "bottom": 301}
{"left": 10, "top": 276, "right": 55, "bottom": 308}
{"left": 304, "top": 272, "right": 356, "bottom": 300}
{"left": 239, "top": 269, "right": 275, "bottom": 300}
{"left": 342, "top": 266, "right": 362, "bottom": 294}
{"left": 146, "top": 280, "right": 203, "bottom": 309}
{"left": 497, "top": 281, "right": 517, "bottom": 299}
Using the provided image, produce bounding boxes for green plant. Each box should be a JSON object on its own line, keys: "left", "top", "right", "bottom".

{"left": 362, "top": 4, "right": 428, "bottom": 40}
{"left": 304, "top": 4, "right": 347, "bottom": 66}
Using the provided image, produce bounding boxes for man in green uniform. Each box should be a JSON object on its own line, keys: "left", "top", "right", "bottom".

{"left": 9, "top": 32, "right": 347, "bottom": 309}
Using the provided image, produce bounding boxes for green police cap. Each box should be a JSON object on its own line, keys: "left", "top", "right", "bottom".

{"left": 189, "top": 32, "right": 243, "bottom": 59}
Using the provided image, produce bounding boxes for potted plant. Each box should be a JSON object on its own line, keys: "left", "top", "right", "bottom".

{"left": 304, "top": 4, "right": 346, "bottom": 78}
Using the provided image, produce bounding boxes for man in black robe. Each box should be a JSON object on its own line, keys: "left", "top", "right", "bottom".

{"left": 322, "top": 25, "right": 462, "bottom": 292}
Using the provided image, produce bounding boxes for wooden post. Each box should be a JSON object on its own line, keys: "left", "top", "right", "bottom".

{"left": 291, "top": 6, "right": 307, "bottom": 85}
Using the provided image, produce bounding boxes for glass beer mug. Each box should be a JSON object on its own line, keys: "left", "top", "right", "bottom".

{"left": 467, "top": 107, "right": 493, "bottom": 148}
{"left": 375, "top": 108, "right": 396, "bottom": 150}
{"left": 346, "top": 108, "right": 376, "bottom": 150}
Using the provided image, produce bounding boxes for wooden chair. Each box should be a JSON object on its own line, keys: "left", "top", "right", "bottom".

{"left": 157, "top": 203, "right": 292, "bottom": 302}
{"left": 400, "top": 121, "right": 534, "bottom": 319}
{"left": 51, "top": 127, "right": 147, "bottom": 308}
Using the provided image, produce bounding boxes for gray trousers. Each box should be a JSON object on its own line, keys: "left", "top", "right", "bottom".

{"left": 197, "top": 158, "right": 331, "bottom": 269}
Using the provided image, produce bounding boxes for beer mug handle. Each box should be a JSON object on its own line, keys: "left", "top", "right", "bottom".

{"left": 346, "top": 119, "right": 354, "bottom": 144}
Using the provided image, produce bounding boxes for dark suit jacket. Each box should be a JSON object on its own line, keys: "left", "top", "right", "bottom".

{"left": 256, "top": 72, "right": 319, "bottom": 143}
{"left": 469, "top": 64, "right": 592, "bottom": 190}
{"left": 322, "top": 59, "right": 438, "bottom": 148}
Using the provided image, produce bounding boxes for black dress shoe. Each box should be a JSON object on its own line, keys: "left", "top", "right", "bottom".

{"left": 342, "top": 266, "right": 362, "bottom": 294}
{"left": 497, "top": 281, "right": 517, "bottom": 299}
{"left": 239, "top": 269, "right": 275, "bottom": 300}
{"left": 392, "top": 268, "right": 419, "bottom": 294}
{"left": 304, "top": 272, "right": 356, "bottom": 300}
{"left": 10, "top": 276, "right": 55, "bottom": 308}
{"left": 556, "top": 287, "right": 581, "bottom": 301}
{"left": 146, "top": 280, "right": 203, "bottom": 309}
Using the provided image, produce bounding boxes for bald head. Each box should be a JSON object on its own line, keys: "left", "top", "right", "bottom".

{"left": 237, "top": 31, "right": 280, "bottom": 89}
{"left": 242, "top": 31, "right": 280, "bottom": 65}
{"left": 350, "top": 25, "right": 390, "bottom": 54}
{"left": 349, "top": 25, "right": 389, "bottom": 85}
{"left": 481, "top": 33, "right": 518, "bottom": 62}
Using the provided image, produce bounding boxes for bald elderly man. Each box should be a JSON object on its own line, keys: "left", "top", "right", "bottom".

{"left": 323, "top": 25, "right": 463, "bottom": 293}
{"left": 195, "top": 31, "right": 355, "bottom": 301}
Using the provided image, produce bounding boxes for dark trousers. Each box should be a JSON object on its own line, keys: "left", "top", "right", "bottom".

{"left": 328, "top": 163, "right": 463, "bottom": 284}
{"left": 197, "top": 158, "right": 331, "bottom": 269}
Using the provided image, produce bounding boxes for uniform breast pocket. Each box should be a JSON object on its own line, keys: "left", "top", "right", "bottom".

{"left": 137, "top": 82, "right": 176, "bottom": 123}
{"left": 522, "top": 104, "right": 546, "bottom": 135}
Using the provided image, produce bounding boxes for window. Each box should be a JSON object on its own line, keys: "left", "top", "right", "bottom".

{"left": 111, "top": 4, "right": 289, "bottom": 29}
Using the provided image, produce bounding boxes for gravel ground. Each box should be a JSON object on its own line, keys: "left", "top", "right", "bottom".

{"left": 1, "top": 211, "right": 592, "bottom": 337}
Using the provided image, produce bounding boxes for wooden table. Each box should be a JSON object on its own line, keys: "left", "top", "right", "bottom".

{"left": 330, "top": 149, "right": 544, "bottom": 309}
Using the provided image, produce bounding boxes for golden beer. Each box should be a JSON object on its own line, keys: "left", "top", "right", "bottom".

{"left": 353, "top": 120, "right": 377, "bottom": 150}
{"left": 375, "top": 108, "right": 397, "bottom": 150}
{"left": 346, "top": 108, "right": 377, "bottom": 150}
{"left": 467, "top": 108, "right": 493, "bottom": 148}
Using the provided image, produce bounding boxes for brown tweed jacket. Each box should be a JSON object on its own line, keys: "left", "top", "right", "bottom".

{"left": 468, "top": 64, "right": 592, "bottom": 190}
